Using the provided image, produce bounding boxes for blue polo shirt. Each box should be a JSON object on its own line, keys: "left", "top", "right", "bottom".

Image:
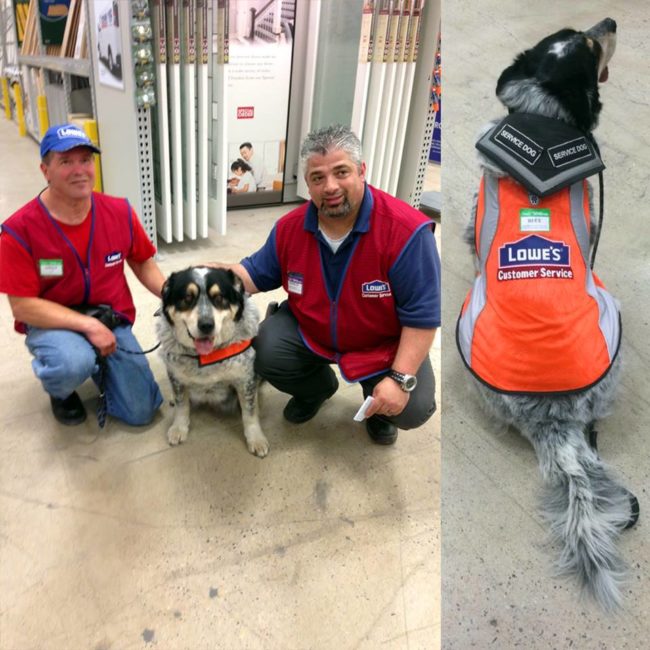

{"left": 241, "top": 185, "right": 440, "bottom": 329}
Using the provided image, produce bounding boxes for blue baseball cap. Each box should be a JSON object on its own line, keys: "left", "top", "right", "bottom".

{"left": 40, "top": 123, "right": 101, "bottom": 158}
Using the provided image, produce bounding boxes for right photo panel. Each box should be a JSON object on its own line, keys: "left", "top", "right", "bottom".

{"left": 442, "top": 1, "right": 650, "bottom": 646}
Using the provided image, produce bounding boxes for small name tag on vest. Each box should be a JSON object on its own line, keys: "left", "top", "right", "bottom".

{"left": 39, "top": 258, "right": 63, "bottom": 277}
{"left": 288, "top": 272, "right": 303, "bottom": 295}
{"left": 520, "top": 208, "right": 550, "bottom": 232}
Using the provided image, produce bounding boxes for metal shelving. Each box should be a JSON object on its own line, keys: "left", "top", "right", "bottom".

{"left": 17, "top": 54, "right": 91, "bottom": 77}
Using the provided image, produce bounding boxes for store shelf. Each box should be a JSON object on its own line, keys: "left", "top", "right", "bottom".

{"left": 18, "top": 54, "right": 90, "bottom": 77}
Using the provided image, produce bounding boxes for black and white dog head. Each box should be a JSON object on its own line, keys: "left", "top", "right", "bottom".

{"left": 161, "top": 267, "right": 245, "bottom": 354}
{"left": 496, "top": 18, "right": 616, "bottom": 132}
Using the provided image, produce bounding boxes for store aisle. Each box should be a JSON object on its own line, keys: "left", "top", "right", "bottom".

{"left": 0, "top": 117, "right": 440, "bottom": 650}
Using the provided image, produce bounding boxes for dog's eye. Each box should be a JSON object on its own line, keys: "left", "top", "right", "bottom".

{"left": 211, "top": 294, "right": 226, "bottom": 308}
{"left": 181, "top": 293, "right": 197, "bottom": 308}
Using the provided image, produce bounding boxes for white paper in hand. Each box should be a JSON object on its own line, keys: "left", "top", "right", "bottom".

{"left": 353, "top": 396, "right": 375, "bottom": 422}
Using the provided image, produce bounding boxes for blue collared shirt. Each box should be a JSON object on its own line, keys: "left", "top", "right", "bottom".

{"left": 241, "top": 185, "right": 440, "bottom": 328}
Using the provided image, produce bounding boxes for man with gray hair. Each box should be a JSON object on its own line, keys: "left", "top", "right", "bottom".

{"left": 218, "top": 124, "right": 440, "bottom": 444}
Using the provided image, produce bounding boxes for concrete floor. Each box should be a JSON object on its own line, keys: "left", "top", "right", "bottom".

{"left": 443, "top": 1, "right": 650, "bottom": 647}
{"left": 0, "top": 117, "right": 440, "bottom": 649}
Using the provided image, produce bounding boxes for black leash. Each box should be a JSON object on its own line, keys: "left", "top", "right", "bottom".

{"left": 588, "top": 136, "right": 605, "bottom": 269}
{"left": 93, "top": 342, "right": 160, "bottom": 428}
{"left": 117, "top": 341, "right": 161, "bottom": 354}
{"left": 590, "top": 170, "right": 605, "bottom": 269}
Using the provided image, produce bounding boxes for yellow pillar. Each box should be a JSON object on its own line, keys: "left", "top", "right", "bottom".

{"left": 37, "top": 94, "right": 49, "bottom": 137}
{"left": 1, "top": 78, "right": 11, "bottom": 119}
{"left": 12, "top": 83, "right": 26, "bottom": 136}
{"left": 83, "top": 120, "right": 103, "bottom": 192}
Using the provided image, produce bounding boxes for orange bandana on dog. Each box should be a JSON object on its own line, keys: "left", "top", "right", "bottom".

{"left": 197, "top": 338, "right": 253, "bottom": 367}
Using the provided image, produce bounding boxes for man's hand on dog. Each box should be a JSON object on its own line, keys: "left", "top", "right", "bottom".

{"left": 366, "top": 377, "right": 409, "bottom": 418}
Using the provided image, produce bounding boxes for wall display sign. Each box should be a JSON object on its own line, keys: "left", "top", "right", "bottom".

{"left": 38, "top": 0, "right": 70, "bottom": 45}
{"left": 95, "top": 0, "right": 125, "bottom": 89}
{"left": 225, "top": 0, "right": 296, "bottom": 208}
{"left": 429, "top": 30, "right": 441, "bottom": 163}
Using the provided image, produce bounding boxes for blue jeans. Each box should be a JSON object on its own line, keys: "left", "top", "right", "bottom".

{"left": 25, "top": 325, "right": 163, "bottom": 426}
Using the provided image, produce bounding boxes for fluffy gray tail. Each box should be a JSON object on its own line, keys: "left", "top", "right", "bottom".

{"left": 528, "top": 422, "right": 633, "bottom": 610}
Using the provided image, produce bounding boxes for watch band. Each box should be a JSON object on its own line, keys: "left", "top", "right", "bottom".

{"left": 388, "top": 370, "right": 417, "bottom": 392}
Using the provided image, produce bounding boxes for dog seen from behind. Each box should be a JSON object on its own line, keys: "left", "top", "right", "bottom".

{"left": 457, "top": 18, "right": 639, "bottom": 609}
{"left": 157, "top": 266, "right": 269, "bottom": 457}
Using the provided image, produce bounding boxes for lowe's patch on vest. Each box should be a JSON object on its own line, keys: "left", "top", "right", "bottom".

{"left": 362, "top": 280, "right": 392, "bottom": 298}
{"left": 104, "top": 251, "right": 123, "bottom": 267}
{"left": 497, "top": 234, "right": 573, "bottom": 281}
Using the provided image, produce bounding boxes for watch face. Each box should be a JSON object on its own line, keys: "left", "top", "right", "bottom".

{"left": 404, "top": 375, "right": 417, "bottom": 392}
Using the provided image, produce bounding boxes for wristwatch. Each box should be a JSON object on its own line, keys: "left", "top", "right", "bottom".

{"left": 388, "top": 370, "right": 418, "bottom": 392}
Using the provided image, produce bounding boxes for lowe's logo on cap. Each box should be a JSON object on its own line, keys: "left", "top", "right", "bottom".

{"left": 40, "top": 123, "right": 101, "bottom": 158}
{"left": 361, "top": 280, "right": 392, "bottom": 298}
{"left": 57, "top": 125, "right": 86, "bottom": 139}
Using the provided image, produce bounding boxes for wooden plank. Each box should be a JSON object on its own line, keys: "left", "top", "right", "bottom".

{"left": 60, "top": 0, "right": 77, "bottom": 56}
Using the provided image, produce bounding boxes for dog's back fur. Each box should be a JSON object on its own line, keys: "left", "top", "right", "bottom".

{"left": 463, "top": 19, "right": 637, "bottom": 609}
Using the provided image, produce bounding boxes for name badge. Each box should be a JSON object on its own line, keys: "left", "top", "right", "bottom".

{"left": 520, "top": 208, "right": 550, "bottom": 232}
{"left": 39, "top": 259, "right": 64, "bottom": 277}
{"left": 288, "top": 272, "right": 303, "bottom": 295}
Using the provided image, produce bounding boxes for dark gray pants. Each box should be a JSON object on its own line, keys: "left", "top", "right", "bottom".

{"left": 253, "top": 302, "right": 436, "bottom": 430}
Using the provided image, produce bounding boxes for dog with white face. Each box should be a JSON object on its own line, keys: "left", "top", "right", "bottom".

{"left": 157, "top": 266, "right": 269, "bottom": 457}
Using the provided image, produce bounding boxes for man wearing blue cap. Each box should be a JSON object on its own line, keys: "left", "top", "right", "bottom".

{"left": 0, "top": 124, "right": 164, "bottom": 427}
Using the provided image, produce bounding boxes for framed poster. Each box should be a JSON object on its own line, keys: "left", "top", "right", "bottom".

{"left": 226, "top": 0, "right": 296, "bottom": 208}
{"left": 38, "top": 0, "right": 70, "bottom": 45}
{"left": 95, "top": 0, "right": 124, "bottom": 89}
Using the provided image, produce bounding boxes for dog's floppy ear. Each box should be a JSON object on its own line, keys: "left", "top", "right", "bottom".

{"left": 226, "top": 269, "right": 246, "bottom": 321}
{"left": 161, "top": 273, "right": 178, "bottom": 325}
{"left": 227, "top": 268, "right": 245, "bottom": 294}
{"left": 495, "top": 52, "right": 531, "bottom": 105}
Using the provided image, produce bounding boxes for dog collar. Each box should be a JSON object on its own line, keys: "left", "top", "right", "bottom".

{"left": 197, "top": 338, "right": 253, "bottom": 367}
{"left": 476, "top": 113, "right": 604, "bottom": 197}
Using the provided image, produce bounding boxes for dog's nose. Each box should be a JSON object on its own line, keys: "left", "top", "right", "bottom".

{"left": 604, "top": 17, "right": 617, "bottom": 33}
{"left": 198, "top": 318, "right": 214, "bottom": 335}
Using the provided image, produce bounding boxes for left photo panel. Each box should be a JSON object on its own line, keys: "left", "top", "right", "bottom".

{"left": 0, "top": 1, "right": 442, "bottom": 648}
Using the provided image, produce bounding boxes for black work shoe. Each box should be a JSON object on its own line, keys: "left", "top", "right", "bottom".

{"left": 366, "top": 415, "right": 398, "bottom": 445}
{"left": 50, "top": 392, "right": 87, "bottom": 426}
{"left": 283, "top": 380, "right": 339, "bottom": 424}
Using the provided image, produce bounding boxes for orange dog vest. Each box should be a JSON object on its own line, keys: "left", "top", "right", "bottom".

{"left": 457, "top": 175, "right": 620, "bottom": 394}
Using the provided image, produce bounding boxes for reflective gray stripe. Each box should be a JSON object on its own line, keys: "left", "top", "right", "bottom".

{"left": 569, "top": 181, "right": 620, "bottom": 360}
{"left": 458, "top": 175, "right": 500, "bottom": 364}
{"left": 569, "top": 182, "right": 589, "bottom": 264}
{"left": 588, "top": 282, "right": 620, "bottom": 360}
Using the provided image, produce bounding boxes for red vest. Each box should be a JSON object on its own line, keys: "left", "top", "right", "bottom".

{"left": 275, "top": 186, "right": 431, "bottom": 381}
{"left": 457, "top": 175, "right": 620, "bottom": 393}
{"left": 3, "top": 192, "right": 137, "bottom": 333}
